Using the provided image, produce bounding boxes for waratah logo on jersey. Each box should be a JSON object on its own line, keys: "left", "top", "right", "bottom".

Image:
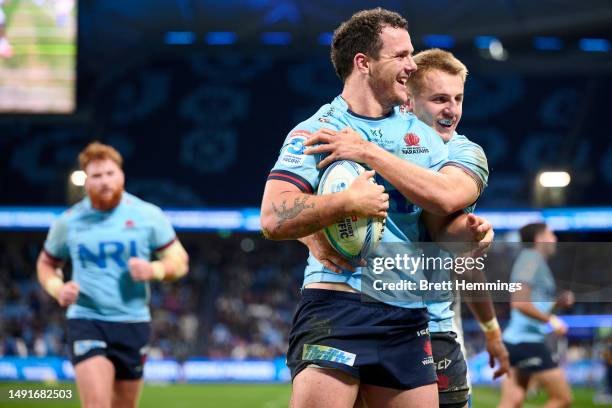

{"left": 421, "top": 339, "right": 434, "bottom": 365}
{"left": 404, "top": 133, "right": 420, "bottom": 146}
{"left": 402, "top": 133, "right": 429, "bottom": 154}
{"left": 424, "top": 339, "right": 433, "bottom": 356}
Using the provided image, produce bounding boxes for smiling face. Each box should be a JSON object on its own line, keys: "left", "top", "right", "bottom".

{"left": 367, "top": 26, "right": 417, "bottom": 109}
{"left": 84, "top": 158, "right": 124, "bottom": 211}
{"left": 407, "top": 68, "right": 464, "bottom": 142}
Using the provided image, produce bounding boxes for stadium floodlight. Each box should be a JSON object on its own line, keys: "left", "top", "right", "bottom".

{"left": 538, "top": 171, "right": 571, "bottom": 188}
{"left": 70, "top": 170, "right": 87, "bottom": 186}
{"left": 488, "top": 39, "right": 508, "bottom": 61}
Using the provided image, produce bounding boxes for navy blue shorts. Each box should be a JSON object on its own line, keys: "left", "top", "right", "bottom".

{"left": 287, "top": 289, "right": 437, "bottom": 390}
{"left": 504, "top": 341, "right": 557, "bottom": 374}
{"left": 432, "top": 331, "right": 469, "bottom": 408}
{"left": 67, "top": 319, "right": 150, "bottom": 380}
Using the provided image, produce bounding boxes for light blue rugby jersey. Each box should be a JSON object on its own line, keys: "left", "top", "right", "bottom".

{"left": 421, "top": 132, "right": 490, "bottom": 333}
{"left": 268, "top": 95, "right": 449, "bottom": 308}
{"left": 503, "top": 249, "right": 556, "bottom": 344}
{"left": 44, "top": 192, "right": 176, "bottom": 322}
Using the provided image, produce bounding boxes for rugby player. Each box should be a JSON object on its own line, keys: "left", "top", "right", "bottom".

{"left": 302, "top": 48, "right": 509, "bottom": 408}
{"left": 408, "top": 49, "right": 509, "bottom": 407}
{"left": 499, "top": 223, "right": 574, "bottom": 408}
{"left": 37, "top": 142, "right": 189, "bottom": 408}
{"left": 262, "top": 8, "right": 491, "bottom": 408}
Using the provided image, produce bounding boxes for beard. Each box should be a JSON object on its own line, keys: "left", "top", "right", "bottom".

{"left": 89, "top": 187, "right": 123, "bottom": 211}
{"left": 369, "top": 71, "right": 406, "bottom": 110}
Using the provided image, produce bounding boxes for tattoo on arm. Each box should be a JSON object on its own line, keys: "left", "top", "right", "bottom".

{"left": 271, "top": 196, "right": 319, "bottom": 234}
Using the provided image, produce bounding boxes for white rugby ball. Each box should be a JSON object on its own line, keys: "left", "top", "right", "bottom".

{"left": 317, "top": 160, "right": 385, "bottom": 260}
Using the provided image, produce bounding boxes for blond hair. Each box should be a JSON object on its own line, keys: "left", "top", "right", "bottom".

{"left": 78, "top": 141, "right": 123, "bottom": 171}
{"left": 407, "top": 48, "right": 468, "bottom": 95}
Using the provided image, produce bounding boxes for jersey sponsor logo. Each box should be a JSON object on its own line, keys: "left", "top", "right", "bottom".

{"left": 435, "top": 358, "right": 452, "bottom": 371}
{"left": 302, "top": 344, "right": 356, "bottom": 366}
{"left": 416, "top": 328, "right": 430, "bottom": 336}
{"left": 77, "top": 240, "right": 138, "bottom": 269}
{"left": 370, "top": 128, "right": 383, "bottom": 140}
{"left": 402, "top": 132, "right": 429, "bottom": 155}
{"left": 73, "top": 339, "right": 107, "bottom": 356}
{"left": 280, "top": 130, "right": 311, "bottom": 167}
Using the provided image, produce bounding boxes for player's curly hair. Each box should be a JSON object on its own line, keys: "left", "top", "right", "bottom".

{"left": 331, "top": 8, "right": 408, "bottom": 82}
{"left": 78, "top": 141, "right": 123, "bottom": 171}
{"left": 406, "top": 48, "right": 468, "bottom": 95}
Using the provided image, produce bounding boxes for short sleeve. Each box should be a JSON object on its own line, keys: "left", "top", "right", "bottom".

{"left": 510, "top": 250, "right": 544, "bottom": 286}
{"left": 150, "top": 208, "right": 176, "bottom": 251}
{"left": 268, "top": 109, "right": 344, "bottom": 193}
{"left": 43, "top": 216, "right": 69, "bottom": 260}
{"left": 444, "top": 134, "right": 489, "bottom": 193}
{"left": 267, "top": 128, "right": 320, "bottom": 193}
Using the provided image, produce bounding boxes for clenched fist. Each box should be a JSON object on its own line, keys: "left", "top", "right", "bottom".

{"left": 57, "top": 281, "right": 80, "bottom": 307}
{"left": 128, "top": 258, "right": 155, "bottom": 281}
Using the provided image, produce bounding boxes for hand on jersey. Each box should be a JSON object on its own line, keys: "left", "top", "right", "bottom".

{"left": 57, "top": 281, "right": 80, "bottom": 307}
{"left": 302, "top": 231, "right": 365, "bottom": 274}
{"left": 344, "top": 170, "right": 389, "bottom": 219}
{"left": 466, "top": 213, "right": 494, "bottom": 257}
{"left": 303, "top": 127, "right": 371, "bottom": 169}
{"left": 128, "top": 258, "right": 155, "bottom": 281}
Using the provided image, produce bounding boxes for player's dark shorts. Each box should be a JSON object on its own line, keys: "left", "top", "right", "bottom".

{"left": 67, "top": 318, "right": 151, "bottom": 380}
{"left": 431, "top": 331, "right": 470, "bottom": 408}
{"left": 287, "top": 289, "right": 437, "bottom": 390}
{"left": 504, "top": 341, "right": 557, "bottom": 374}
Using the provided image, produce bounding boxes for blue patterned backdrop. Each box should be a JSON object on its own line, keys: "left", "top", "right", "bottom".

{"left": 0, "top": 1, "right": 611, "bottom": 207}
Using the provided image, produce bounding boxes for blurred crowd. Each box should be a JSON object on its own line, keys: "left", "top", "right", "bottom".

{"left": 0, "top": 233, "right": 304, "bottom": 360}
{"left": 1, "top": 231, "right": 611, "bottom": 374}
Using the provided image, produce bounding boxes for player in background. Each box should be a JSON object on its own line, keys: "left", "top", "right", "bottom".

{"left": 0, "top": 0, "right": 13, "bottom": 59}
{"left": 498, "top": 223, "right": 574, "bottom": 408}
{"left": 37, "top": 142, "right": 189, "bottom": 408}
{"left": 262, "top": 8, "right": 494, "bottom": 408}
{"left": 407, "top": 48, "right": 510, "bottom": 407}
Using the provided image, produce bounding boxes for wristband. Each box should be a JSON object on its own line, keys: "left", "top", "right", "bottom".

{"left": 151, "top": 261, "right": 166, "bottom": 281}
{"left": 549, "top": 314, "right": 564, "bottom": 330}
{"left": 479, "top": 317, "right": 500, "bottom": 333}
{"left": 44, "top": 276, "right": 64, "bottom": 299}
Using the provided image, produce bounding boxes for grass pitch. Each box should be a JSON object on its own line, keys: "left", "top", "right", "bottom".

{"left": 0, "top": 382, "right": 599, "bottom": 407}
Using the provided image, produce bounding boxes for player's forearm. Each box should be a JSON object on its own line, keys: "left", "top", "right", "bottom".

{"left": 363, "top": 144, "right": 469, "bottom": 215}
{"left": 36, "top": 252, "right": 64, "bottom": 299}
{"left": 153, "top": 241, "right": 189, "bottom": 281}
{"left": 461, "top": 268, "right": 497, "bottom": 323}
{"left": 261, "top": 191, "right": 349, "bottom": 240}
{"left": 432, "top": 212, "right": 475, "bottom": 243}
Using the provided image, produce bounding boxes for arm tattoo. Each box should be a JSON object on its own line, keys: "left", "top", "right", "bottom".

{"left": 271, "top": 196, "right": 319, "bottom": 233}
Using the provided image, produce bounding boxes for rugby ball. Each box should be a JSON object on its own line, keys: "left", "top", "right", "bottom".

{"left": 317, "top": 160, "right": 385, "bottom": 260}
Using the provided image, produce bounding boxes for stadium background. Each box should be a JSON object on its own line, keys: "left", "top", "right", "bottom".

{"left": 1, "top": 0, "right": 611, "bottom": 406}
